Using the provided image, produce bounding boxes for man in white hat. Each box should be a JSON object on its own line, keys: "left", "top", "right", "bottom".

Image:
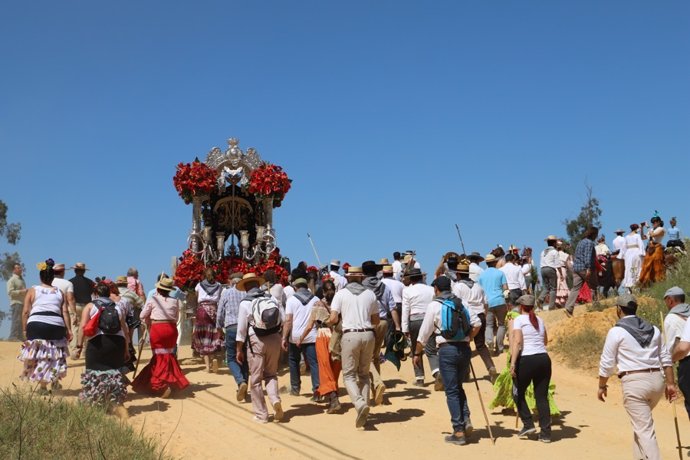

{"left": 236, "top": 273, "right": 284, "bottom": 423}
{"left": 664, "top": 286, "right": 690, "bottom": 418}
{"left": 537, "top": 236, "right": 561, "bottom": 311}
{"left": 598, "top": 294, "right": 677, "bottom": 459}
{"left": 217, "top": 272, "right": 248, "bottom": 402}
{"left": 329, "top": 260, "right": 347, "bottom": 291}
{"left": 69, "top": 262, "right": 95, "bottom": 357}
{"left": 612, "top": 229, "right": 626, "bottom": 256}
{"left": 328, "top": 266, "right": 380, "bottom": 428}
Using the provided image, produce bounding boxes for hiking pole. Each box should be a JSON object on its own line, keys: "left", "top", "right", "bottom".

{"left": 307, "top": 233, "right": 323, "bottom": 268}
{"left": 132, "top": 325, "right": 149, "bottom": 381}
{"left": 455, "top": 224, "right": 467, "bottom": 256}
{"left": 468, "top": 359, "right": 496, "bottom": 445}
{"left": 660, "top": 312, "right": 683, "bottom": 460}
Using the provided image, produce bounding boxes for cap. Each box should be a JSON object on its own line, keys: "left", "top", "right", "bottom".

{"left": 664, "top": 286, "right": 685, "bottom": 298}
{"left": 516, "top": 294, "right": 535, "bottom": 307}
{"left": 616, "top": 294, "right": 637, "bottom": 308}
{"left": 431, "top": 276, "right": 452, "bottom": 292}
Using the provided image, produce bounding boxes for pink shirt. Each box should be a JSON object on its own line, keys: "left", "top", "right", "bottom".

{"left": 127, "top": 276, "right": 145, "bottom": 299}
{"left": 140, "top": 293, "right": 180, "bottom": 322}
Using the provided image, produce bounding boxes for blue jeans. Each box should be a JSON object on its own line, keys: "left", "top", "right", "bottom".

{"left": 438, "top": 342, "right": 471, "bottom": 433}
{"left": 225, "top": 326, "right": 248, "bottom": 386}
{"left": 288, "top": 342, "right": 319, "bottom": 394}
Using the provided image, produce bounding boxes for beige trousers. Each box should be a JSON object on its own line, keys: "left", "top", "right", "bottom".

{"left": 70, "top": 303, "right": 86, "bottom": 351}
{"left": 341, "top": 331, "right": 375, "bottom": 412}
{"left": 247, "top": 333, "right": 281, "bottom": 422}
{"left": 621, "top": 372, "right": 664, "bottom": 460}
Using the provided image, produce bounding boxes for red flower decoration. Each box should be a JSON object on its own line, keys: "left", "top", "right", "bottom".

{"left": 247, "top": 163, "right": 292, "bottom": 207}
{"left": 173, "top": 160, "right": 218, "bottom": 204}
{"left": 173, "top": 250, "right": 206, "bottom": 291}
{"left": 307, "top": 265, "right": 319, "bottom": 273}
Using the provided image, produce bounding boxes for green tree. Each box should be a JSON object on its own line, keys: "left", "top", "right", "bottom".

{"left": 563, "top": 185, "right": 602, "bottom": 249}
{"left": 0, "top": 200, "right": 22, "bottom": 280}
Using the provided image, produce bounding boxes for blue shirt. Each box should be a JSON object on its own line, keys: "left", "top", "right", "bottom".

{"left": 478, "top": 268, "right": 507, "bottom": 308}
{"left": 668, "top": 226, "right": 681, "bottom": 241}
{"left": 573, "top": 238, "right": 595, "bottom": 272}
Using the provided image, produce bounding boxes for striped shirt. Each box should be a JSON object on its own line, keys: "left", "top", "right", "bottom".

{"left": 573, "top": 238, "right": 596, "bottom": 272}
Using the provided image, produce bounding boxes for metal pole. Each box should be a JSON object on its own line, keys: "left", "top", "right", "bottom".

{"left": 455, "top": 224, "right": 467, "bottom": 255}
{"left": 660, "top": 312, "right": 683, "bottom": 460}
{"left": 469, "top": 359, "right": 496, "bottom": 445}
{"left": 307, "top": 233, "right": 323, "bottom": 268}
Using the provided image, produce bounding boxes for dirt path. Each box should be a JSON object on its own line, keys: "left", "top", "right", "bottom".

{"left": 1, "top": 306, "right": 687, "bottom": 459}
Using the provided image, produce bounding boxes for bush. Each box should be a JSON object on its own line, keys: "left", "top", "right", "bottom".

{"left": 552, "top": 327, "right": 607, "bottom": 370}
{"left": 640, "top": 250, "right": 690, "bottom": 327}
{"left": 0, "top": 388, "right": 172, "bottom": 460}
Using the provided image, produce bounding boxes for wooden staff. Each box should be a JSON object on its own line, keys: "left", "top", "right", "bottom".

{"left": 659, "top": 312, "right": 683, "bottom": 460}
{"left": 132, "top": 325, "right": 149, "bottom": 381}
{"left": 469, "top": 359, "right": 496, "bottom": 445}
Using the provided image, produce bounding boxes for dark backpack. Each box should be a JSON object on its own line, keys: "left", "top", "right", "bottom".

{"left": 94, "top": 298, "right": 121, "bottom": 334}
{"left": 438, "top": 296, "right": 471, "bottom": 341}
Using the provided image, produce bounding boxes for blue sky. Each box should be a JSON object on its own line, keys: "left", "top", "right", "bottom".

{"left": 1, "top": 1, "right": 689, "bottom": 335}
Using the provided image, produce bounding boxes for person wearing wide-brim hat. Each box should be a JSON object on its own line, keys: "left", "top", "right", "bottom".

{"left": 537, "top": 237, "right": 561, "bottom": 312}
{"left": 327, "top": 265, "right": 380, "bottom": 428}
{"left": 236, "top": 272, "right": 285, "bottom": 423}
{"left": 131, "top": 277, "right": 189, "bottom": 399}
{"left": 598, "top": 294, "right": 677, "bottom": 458}
{"left": 466, "top": 252, "right": 484, "bottom": 282}
{"left": 68, "top": 262, "right": 95, "bottom": 358}
{"left": 217, "top": 272, "right": 250, "bottom": 402}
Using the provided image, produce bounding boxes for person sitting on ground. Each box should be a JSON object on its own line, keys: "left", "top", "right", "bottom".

{"left": 667, "top": 217, "right": 685, "bottom": 250}
{"left": 75, "top": 281, "right": 130, "bottom": 418}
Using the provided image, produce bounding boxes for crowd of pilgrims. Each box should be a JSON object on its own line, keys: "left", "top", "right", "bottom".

{"left": 12, "top": 214, "right": 686, "bottom": 449}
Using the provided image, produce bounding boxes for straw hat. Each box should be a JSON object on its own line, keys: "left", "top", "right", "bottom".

{"left": 456, "top": 263, "right": 470, "bottom": 274}
{"left": 378, "top": 258, "right": 390, "bottom": 265}
{"left": 382, "top": 265, "right": 394, "bottom": 274}
{"left": 484, "top": 254, "right": 498, "bottom": 264}
{"left": 345, "top": 266, "right": 365, "bottom": 279}
{"left": 115, "top": 276, "right": 128, "bottom": 286}
{"left": 53, "top": 263, "right": 66, "bottom": 271}
{"left": 545, "top": 235, "right": 558, "bottom": 241}
{"left": 614, "top": 228, "right": 625, "bottom": 234}
{"left": 236, "top": 273, "right": 266, "bottom": 292}
{"left": 467, "top": 252, "right": 484, "bottom": 262}
{"left": 71, "top": 262, "right": 89, "bottom": 271}
{"left": 156, "top": 277, "right": 175, "bottom": 291}
{"left": 403, "top": 254, "right": 414, "bottom": 264}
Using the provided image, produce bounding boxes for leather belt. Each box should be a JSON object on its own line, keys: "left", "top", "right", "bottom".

{"left": 343, "top": 328, "right": 374, "bottom": 334}
{"left": 618, "top": 368, "right": 660, "bottom": 378}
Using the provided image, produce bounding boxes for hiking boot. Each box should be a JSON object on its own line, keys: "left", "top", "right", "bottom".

{"left": 444, "top": 433, "right": 467, "bottom": 446}
{"left": 237, "top": 382, "right": 248, "bottom": 402}
{"left": 327, "top": 394, "right": 342, "bottom": 414}
{"left": 434, "top": 373, "right": 445, "bottom": 391}
{"left": 518, "top": 426, "right": 537, "bottom": 439}
{"left": 488, "top": 367, "right": 499, "bottom": 384}
{"left": 273, "top": 401, "right": 284, "bottom": 422}
{"left": 464, "top": 419, "right": 474, "bottom": 437}
{"left": 355, "top": 405, "right": 370, "bottom": 428}
{"left": 374, "top": 384, "right": 385, "bottom": 405}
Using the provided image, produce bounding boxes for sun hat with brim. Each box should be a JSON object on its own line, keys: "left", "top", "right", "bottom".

{"left": 230, "top": 272, "right": 244, "bottom": 281}
{"left": 382, "top": 265, "right": 394, "bottom": 274}
{"left": 345, "top": 266, "right": 365, "bottom": 277}
{"left": 115, "top": 276, "right": 128, "bottom": 286}
{"left": 236, "top": 273, "right": 266, "bottom": 292}
{"left": 545, "top": 235, "right": 558, "bottom": 241}
{"left": 378, "top": 258, "right": 390, "bottom": 265}
{"left": 292, "top": 278, "right": 308, "bottom": 287}
{"left": 614, "top": 229, "right": 625, "bottom": 234}
{"left": 616, "top": 294, "right": 637, "bottom": 308}
{"left": 71, "top": 262, "right": 89, "bottom": 271}
{"left": 53, "top": 263, "right": 66, "bottom": 271}
{"left": 156, "top": 277, "right": 175, "bottom": 291}
{"left": 664, "top": 286, "right": 685, "bottom": 298}
{"left": 456, "top": 263, "right": 470, "bottom": 274}
{"left": 403, "top": 268, "right": 425, "bottom": 279}
{"left": 403, "top": 254, "right": 414, "bottom": 264}
{"left": 330, "top": 259, "right": 341, "bottom": 267}
{"left": 484, "top": 254, "right": 498, "bottom": 264}
{"left": 516, "top": 294, "right": 535, "bottom": 307}
{"left": 468, "top": 252, "right": 484, "bottom": 262}
{"left": 362, "top": 260, "right": 383, "bottom": 276}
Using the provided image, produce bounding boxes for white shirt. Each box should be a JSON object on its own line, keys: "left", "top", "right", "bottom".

{"left": 236, "top": 292, "right": 285, "bottom": 342}
{"left": 401, "top": 282, "right": 435, "bottom": 333}
{"left": 513, "top": 314, "right": 547, "bottom": 356}
{"left": 521, "top": 263, "right": 532, "bottom": 277}
{"left": 539, "top": 247, "right": 560, "bottom": 270}
{"left": 595, "top": 243, "right": 610, "bottom": 256}
{"left": 612, "top": 235, "right": 626, "bottom": 253}
{"left": 664, "top": 312, "right": 689, "bottom": 357}
{"left": 469, "top": 263, "right": 484, "bottom": 282}
{"left": 392, "top": 260, "right": 403, "bottom": 281}
{"left": 329, "top": 271, "right": 347, "bottom": 290}
{"left": 285, "top": 292, "right": 318, "bottom": 343}
{"left": 452, "top": 280, "right": 486, "bottom": 316}
{"left": 599, "top": 316, "right": 672, "bottom": 377}
{"left": 381, "top": 277, "right": 404, "bottom": 304}
{"left": 648, "top": 227, "right": 665, "bottom": 244}
{"left": 500, "top": 263, "right": 526, "bottom": 290}
{"left": 417, "top": 297, "right": 481, "bottom": 347}
{"left": 284, "top": 285, "right": 295, "bottom": 300}
{"left": 330, "top": 286, "right": 378, "bottom": 330}
{"left": 52, "top": 278, "right": 74, "bottom": 296}
{"left": 195, "top": 283, "right": 222, "bottom": 304}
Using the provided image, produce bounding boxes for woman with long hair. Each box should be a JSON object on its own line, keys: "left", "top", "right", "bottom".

{"left": 132, "top": 277, "right": 189, "bottom": 397}
{"left": 192, "top": 268, "right": 224, "bottom": 372}
{"left": 618, "top": 223, "right": 646, "bottom": 290}
{"left": 18, "top": 259, "right": 72, "bottom": 394}
{"left": 75, "top": 282, "right": 130, "bottom": 417}
{"left": 510, "top": 295, "right": 553, "bottom": 443}
{"left": 639, "top": 215, "right": 666, "bottom": 286}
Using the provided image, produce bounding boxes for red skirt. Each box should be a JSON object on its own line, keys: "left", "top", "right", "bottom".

{"left": 132, "top": 322, "right": 189, "bottom": 393}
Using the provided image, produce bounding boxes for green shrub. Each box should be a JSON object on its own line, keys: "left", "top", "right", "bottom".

{"left": 552, "top": 328, "right": 606, "bottom": 369}
{"left": 0, "top": 388, "right": 172, "bottom": 460}
{"left": 640, "top": 250, "right": 690, "bottom": 327}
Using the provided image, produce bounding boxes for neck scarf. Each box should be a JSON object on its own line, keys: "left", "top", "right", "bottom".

{"left": 615, "top": 315, "right": 655, "bottom": 348}
{"left": 362, "top": 276, "right": 386, "bottom": 300}
{"left": 200, "top": 279, "right": 221, "bottom": 296}
{"left": 294, "top": 287, "right": 314, "bottom": 305}
{"left": 345, "top": 282, "right": 366, "bottom": 296}
{"left": 670, "top": 303, "right": 690, "bottom": 319}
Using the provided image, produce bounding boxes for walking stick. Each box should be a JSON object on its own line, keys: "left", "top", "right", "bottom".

{"left": 307, "top": 233, "right": 324, "bottom": 268}
{"left": 468, "top": 359, "right": 496, "bottom": 445}
{"left": 660, "top": 312, "right": 683, "bottom": 460}
{"left": 455, "top": 224, "right": 467, "bottom": 256}
{"left": 132, "top": 325, "right": 149, "bottom": 381}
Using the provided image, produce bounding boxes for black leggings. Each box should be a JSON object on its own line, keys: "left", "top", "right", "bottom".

{"left": 516, "top": 353, "right": 552, "bottom": 434}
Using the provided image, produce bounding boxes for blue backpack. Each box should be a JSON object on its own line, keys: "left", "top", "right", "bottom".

{"left": 439, "top": 297, "right": 471, "bottom": 341}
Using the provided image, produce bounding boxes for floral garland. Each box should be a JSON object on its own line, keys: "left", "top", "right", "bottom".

{"left": 173, "top": 160, "right": 218, "bottom": 204}
{"left": 247, "top": 163, "right": 292, "bottom": 207}
{"left": 173, "top": 250, "right": 206, "bottom": 291}
{"left": 253, "top": 259, "right": 289, "bottom": 286}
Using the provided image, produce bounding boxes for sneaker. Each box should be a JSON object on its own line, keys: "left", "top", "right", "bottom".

{"left": 444, "top": 434, "right": 467, "bottom": 446}
{"left": 434, "top": 373, "right": 445, "bottom": 391}
{"left": 290, "top": 389, "right": 300, "bottom": 396}
{"left": 273, "top": 401, "right": 284, "bottom": 422}
{"left": 237, "top": 382, "right": 248, "bottom": 402}
{"left": 374, "top": 384, "right": 385, "bottom": 405}
{"left": 464, "top": 419, "right": 473, "bottom": 436}
{"left": 327, "top": 396, "right": 342, "bottom": 414}
{"left": 564, "top": 309, "right": 573, "bottom": 318}
{"left": 488, "top": 367, "right": 499, "bottom": 384}
{"left": 413, "top": 379, "right": 425, "bottom": 388}
{"left": 355, "top": 405, "right": 370, "bottom": 428}
{"left": 252, "top": 416, "right": 268, "bottom": 424}
{"left": 518, "top": 426, "right": 537, "bottom": 439}
{"left": 539, "top": 432, "right": 552, "bottom": 443}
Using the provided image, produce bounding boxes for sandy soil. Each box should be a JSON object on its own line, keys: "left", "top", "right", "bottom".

{"left": 1, "top": 304, "right": 688, "bottom": 460}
